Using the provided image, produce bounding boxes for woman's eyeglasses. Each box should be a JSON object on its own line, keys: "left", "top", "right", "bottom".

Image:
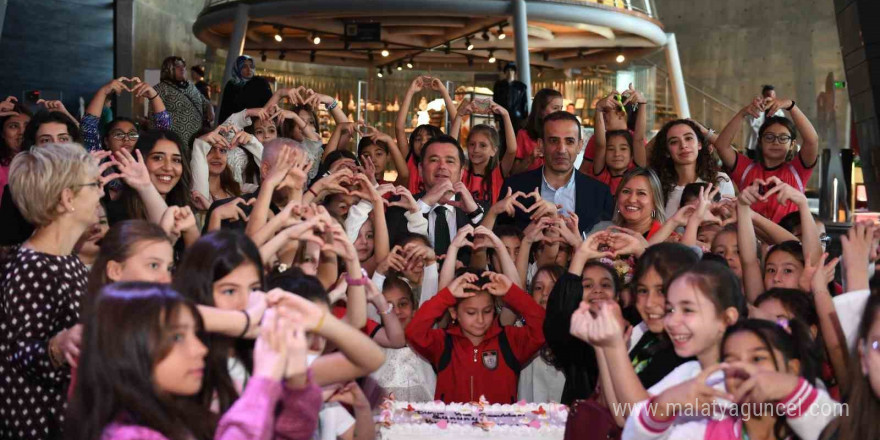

{"left": 111, "top": 131, "right": 139, "bottom": 142}
{"left": 73, "top": 179, "right": 102, "bottom": 190}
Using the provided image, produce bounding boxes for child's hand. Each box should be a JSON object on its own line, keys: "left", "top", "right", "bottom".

{"left": 723, "top": 362, "right": 801, "bottom": 404}
{"left": 328, "top": 381, "right": 371, "bottom": 409}
{"left": 652, "top": 363, "right": 733, "bottom": 418}
{"left": 489, "top": 187, "right": 528, "bottom": 217}
{"left": 760, "top": 177, "right": 806, "bottom": 207}
{"left": 738, "top": 182, "right": 763, "bottom": 206}
{"left": 284, "top": 317, "right": 309, "bottom": 382}
{"left": 253, "top": 309, "right": 289, "bottom": 381}
{"left": 376, "top": 245, "right": 406, "bottom": 275}
{"left": 575, "top": 233, "right": 614, "bottom": 261}
{"left": 799, "top": 252, "right": 838, "bottom": 293}
{"left": 670, "top": 204, "right": 697, "bottom": 227}
{"left": 448, "top": 273, "right": 480, "bottom": 299}
{"left": 403, "top": 242, "right": 436, "bottom": 268}
{"left": 365, "top": 278, "right": 386, "bottom": 307}
{"left": 266, "top": 289, "right": 325, "bottom": 331}
{"left": 569, "top": 300, "right": 625, "bottom": 348}
{"left": 481, "top": 271, "right": 512, "bottom": 296}
{"left": 451, "top": 225, "right": 476, "bottom": 250}
{"left": 606, "top": 226, "right": 648, "bottom": 257}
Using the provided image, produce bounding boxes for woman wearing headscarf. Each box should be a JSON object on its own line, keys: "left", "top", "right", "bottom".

{"left": 154, "top": 56, "right": 214, "bottom": 152}
{"left": 218, "top": 55, "right": 273, "bottom": 124}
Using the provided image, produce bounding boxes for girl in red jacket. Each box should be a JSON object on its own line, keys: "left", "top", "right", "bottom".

{"left": 405, "top": 271, "right": 546, "bottom": 404}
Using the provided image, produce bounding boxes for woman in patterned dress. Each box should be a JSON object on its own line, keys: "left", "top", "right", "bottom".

{"left": 0, "top": 143, "right": 109, "bottom": 439}
{"left": 154, "top": 56, "right": 214, "bottom": 152}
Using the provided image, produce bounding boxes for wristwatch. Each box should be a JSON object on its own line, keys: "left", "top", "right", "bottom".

{"left": 467, "top": 205, "right": 485, "bottom": 220}
{"left": 345, "top": 268, "right": 370, "bottom": 286}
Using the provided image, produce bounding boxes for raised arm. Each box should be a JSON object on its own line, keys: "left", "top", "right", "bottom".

{"left": 366, "top": 281, "right": 406, "bottom": 348}
{"left": 396, "top": 78, "right": 424, "bottom": 158}
{"left": 715, "top": 98, "right": 764, "bottom": 169}
{"left": 269, "top": 290, "right": 385, "bottom": 386}
{"left": 323, "top": 122, "right": 354, "bottom": 160}
{"left": 431, "top": 77, "right": 458, "bottom": 122}
{"left": 315, "top": 92, "right": 347, "bottom": 125}
{"left": 766, "top": 97, "right": 819, "bottom": 166}
{"left": 449, "top": 99, "right": 471, "bottom": 142}
{"left": 736, "top": 184, "right": 766, "bottom": 303}
{"left": 492, "top": 103, "right": 518, "bottom": 177}
{"left": 765, "top": 178, "right": 821, "bottom": 265}
{"left": 625, "top": 85, "right": 649, "bottom": 168}
{"left": 591, "top": 99, "right": 609, "bottom": 175}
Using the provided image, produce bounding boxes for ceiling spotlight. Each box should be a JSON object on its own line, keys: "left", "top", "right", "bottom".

{"left": 406, "top": 58, "right": 414, "bottom": 69}
{"left": 381, "top": 44, "right": 389, "bottom": 57}
{"left": 377, "top": 69, "right": 383, "bottom": 78}
{"left": 396, "top": 62, "right": 403, "bottom": 71}
{"left": 466, "top": 37, "right": 474, "bottom": 51}
{"left": 616, "top": 53, "right": 625, "bottom": 63}
{"left": 261, "top": 51, "right": 267, "bottom": 62}
{"left": 310, "top": 50, "right": 316, "bottom": 62}
{"left": 311, "top": 33, "right": 321, "bottom": 45}
{"left": 274, "top": 28, "right": 283, "bottom": 42}
{"left": 488, "top": 50, "right": 496, "bottom": 63}
{"left": 444, "top": 42, "right": 451, "bottom": 55}
{"left": 467, "top": 56, "right": 474, "bottom": 67}
{"left": 279, "top": 50, "right": 286, "bottom": 60}
{"left": 497, "top": 24, "right": 506, "bottom": 40}
{"left": 482, "top": 30, "right": 490, "bottom": 41}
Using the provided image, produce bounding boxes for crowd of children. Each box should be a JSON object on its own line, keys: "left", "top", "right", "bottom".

{"left": 0, "top": 59, "right": 877, "bottom": 440}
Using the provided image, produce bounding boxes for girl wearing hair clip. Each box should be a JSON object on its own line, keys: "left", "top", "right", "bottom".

{"left": 622, "top": 318, "right": 840, "bottom": 440}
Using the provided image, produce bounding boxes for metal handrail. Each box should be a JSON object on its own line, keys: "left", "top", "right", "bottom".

{"left": 638, "top": 57, "right": 737, "bottom": 112}
{"left": 202, "top": 0, "right": 657, "bottom": 17}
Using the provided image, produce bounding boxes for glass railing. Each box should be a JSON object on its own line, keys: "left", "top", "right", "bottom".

{"left": 202, "top": 0, "right": 658, "bottom": 18}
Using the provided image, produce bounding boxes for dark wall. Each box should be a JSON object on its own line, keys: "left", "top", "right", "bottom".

{"left": 0, "top": 0, "right": 113, "bottom": 116}
{"left": 835, "top": 0, "right": 880, "bottom": 210}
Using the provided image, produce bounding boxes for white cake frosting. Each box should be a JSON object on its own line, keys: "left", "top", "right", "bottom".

{"left": 376, "top": 396, "right": 567, "bottom": 440}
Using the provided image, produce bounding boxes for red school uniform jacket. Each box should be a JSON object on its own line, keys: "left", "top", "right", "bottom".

{"left": 405, "top": 284, "right": 546, "bottom": 404}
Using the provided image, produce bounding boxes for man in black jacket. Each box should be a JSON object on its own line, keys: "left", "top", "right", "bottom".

{"left": 499, "top": 111, "right": 613, "bottom": 233}
{"left": 385, "top": 135, "right": 485, "bottom": 260}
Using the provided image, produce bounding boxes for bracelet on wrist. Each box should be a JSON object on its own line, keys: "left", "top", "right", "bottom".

{"left": 307, "top": 187, "right": 319, "bottom": 198}
{"left": 379, "top": 303, "right": 394, "bottom": 315}
{"left": 314, "top": 310, "right": 327, "bottom": 333}
{"left": 238, "top": 310, "right": 251, "bottom": 338}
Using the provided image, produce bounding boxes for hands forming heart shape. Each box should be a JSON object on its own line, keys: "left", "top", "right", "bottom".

{"left": 738, "top": 177, "right": 803, "bottom": 207}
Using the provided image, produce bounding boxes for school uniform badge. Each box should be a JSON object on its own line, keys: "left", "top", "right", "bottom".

{"left": 482, "top": 350, "right": 498, "bottom": 370}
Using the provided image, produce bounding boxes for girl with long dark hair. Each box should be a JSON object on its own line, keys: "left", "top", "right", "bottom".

{"left": 66, "top": 282, "right": 320, "bottom": 440}
{"left": 648, "top": 119, "right": 735, "bottom": 218}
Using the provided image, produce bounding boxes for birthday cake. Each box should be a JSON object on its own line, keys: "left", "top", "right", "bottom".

{"left": 376, "top": 396, "right": 568, "bottom": 440}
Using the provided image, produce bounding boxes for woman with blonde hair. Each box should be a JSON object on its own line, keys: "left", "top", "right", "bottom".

{"left": 0, "top": 143, "right": 114, "bottom": 439}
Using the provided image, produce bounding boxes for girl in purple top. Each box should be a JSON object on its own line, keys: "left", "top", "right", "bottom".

{"left": 66, "top": 282, "right": 321, "bottom": 440}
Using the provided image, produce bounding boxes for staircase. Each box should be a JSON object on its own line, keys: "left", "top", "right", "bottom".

{"left": 641, "top": 57, "right": 744, "bottom": 147}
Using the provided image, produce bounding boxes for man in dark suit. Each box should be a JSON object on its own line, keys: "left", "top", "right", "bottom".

{"left": 385, "top": 135, "right": 485, "bottom": 258}
{"left": 499, "top": 111, "right": 613, "bottom": 233}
